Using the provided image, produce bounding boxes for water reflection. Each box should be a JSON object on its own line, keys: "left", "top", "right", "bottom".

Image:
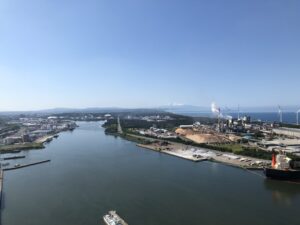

{"left": 264, "top": 179, "right": 300, "bottom": 205}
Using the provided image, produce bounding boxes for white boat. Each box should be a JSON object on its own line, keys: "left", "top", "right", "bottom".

{"left": 103, "top": 211, "right": 128, "bottom": 225}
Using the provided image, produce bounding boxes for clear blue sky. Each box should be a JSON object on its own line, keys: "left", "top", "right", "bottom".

{"left": 0, "top": 0, "right": 299, "bottom": 111}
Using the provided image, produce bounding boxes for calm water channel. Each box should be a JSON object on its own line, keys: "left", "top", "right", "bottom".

{"left": 2, "top": 122, "right": 300, "bottom": 225}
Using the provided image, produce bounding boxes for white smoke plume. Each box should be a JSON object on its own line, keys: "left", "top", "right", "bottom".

{"left": 278, "top": 105, "right": 282, "bottom": 114}
{"left": 211, "top": 102, "right": 233, "bottom": 120}
{"left": 278, "top": 105, "right": 283, "bottom": 122}
{"left": 211, "top": 102, "right": 219, "bottom": 114}
{"left": 211, "top": 102, "right": 222, "bottom": 117}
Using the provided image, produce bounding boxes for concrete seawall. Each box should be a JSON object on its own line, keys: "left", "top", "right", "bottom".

{"left": 137, "top": 144, "right": 208, "bottom": 162}
{"left": 137, "top": 143, "right": 268, "bottom": 170}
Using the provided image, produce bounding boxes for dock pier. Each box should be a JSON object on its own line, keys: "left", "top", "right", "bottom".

{"left": 2, "top": 156, "right": 26, "bottom": 160}
{"left": 137, "top": 144, "right": 209, "bottom": 162}
{"left": 3, "top": 160, "right": 51, "bottom": 171}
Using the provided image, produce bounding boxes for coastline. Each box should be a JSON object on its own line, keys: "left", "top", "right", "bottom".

{"left": 136, "top": 143, "right": 267, "bottom": 170}
{"left": 0, "top": 142, "right": 45, "bottom": 152}
{"left": 0, "top": 133, "right": 61, "bottom": 153}
{"left": 34, "top": 134, "right": 57, "bottom": 144}
{"left": 137, "top": 143, "right": 207, "bottom": 162}
{"left": 111, "top": 132, "right": 270, "bottom": 170}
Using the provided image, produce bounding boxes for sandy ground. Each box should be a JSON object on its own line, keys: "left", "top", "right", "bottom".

{"left": 34, "top": 135, "right": 54, "bottom": 144}
{"left": 175, "top": 128, "right": 240, "bottom": 144}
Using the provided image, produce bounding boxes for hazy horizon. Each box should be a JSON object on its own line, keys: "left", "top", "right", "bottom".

{"left": 1, "top": 0, "right": 299, "bottom": 111}
{"left": 0, "top": 104, "right": 299, "bottom": 113}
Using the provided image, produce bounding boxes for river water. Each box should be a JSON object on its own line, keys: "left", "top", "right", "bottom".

{"left": 2, "top": 122, "right": 300, "bottom": 225}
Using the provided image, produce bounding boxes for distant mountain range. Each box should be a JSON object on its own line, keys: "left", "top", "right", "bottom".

{"left": 0, "top": 104, "right": 299, "bottom": 115}
{"left": 0, "top": 107, "right": 164, "bottom": 115}
{"left": 158, "top": 104, "right": 210, "bottom": 112}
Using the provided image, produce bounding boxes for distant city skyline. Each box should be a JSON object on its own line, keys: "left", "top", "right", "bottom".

{"left": 1, "top": 0, "right": 299, "bottom": 111}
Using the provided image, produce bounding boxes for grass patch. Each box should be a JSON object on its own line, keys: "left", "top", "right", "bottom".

{"left": 210, "top": 144, "right": 243, "bottom": 154}
{"left": 208, "top": 143, "right": 272, "bottom": 160}
{"left": 0, "top": 142, "right": 44, "bottom": 152}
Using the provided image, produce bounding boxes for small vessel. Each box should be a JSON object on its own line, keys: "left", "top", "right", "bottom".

{"left": 103, "top": 210, "right": 128, "bottom": 225}
{"left": 264, "top": 152, "right": 300, "bottom": 181}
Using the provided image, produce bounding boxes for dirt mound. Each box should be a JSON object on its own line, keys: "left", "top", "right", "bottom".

{"left": 175, "top": 128, "right": 192, "bottom": 135}
{"left": 176, "top": 128, "right": 230, "bottom": 144}
{"left": 228, "top": 134, "right": 241, "bottom": 142}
